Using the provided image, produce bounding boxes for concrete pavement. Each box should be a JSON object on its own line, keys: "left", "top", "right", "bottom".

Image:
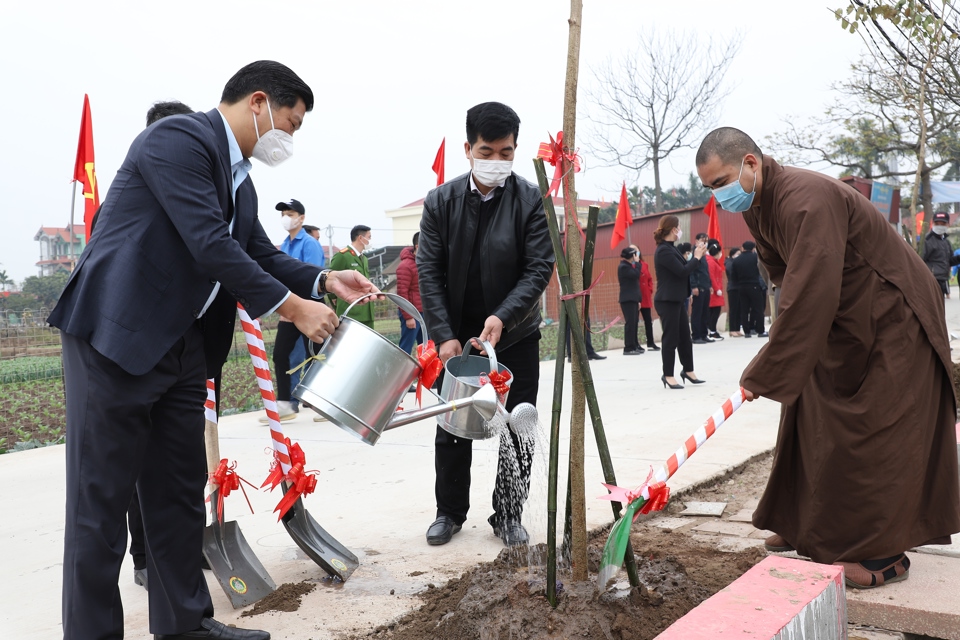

{"left": 3, "top": 292, "right": 960, "bottom": 639}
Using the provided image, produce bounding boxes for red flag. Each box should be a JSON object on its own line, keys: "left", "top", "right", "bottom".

{"left": 73, "top": 95, "right": 99, "bottom": 241}
{"left": 610, "top": 182, "right": 633, "bottom": 249}
{"left": 432, "top": 138, "right": 445, "bottom": 186}
{"left": 703, "top": 194, "right": 723, "bottom": 267}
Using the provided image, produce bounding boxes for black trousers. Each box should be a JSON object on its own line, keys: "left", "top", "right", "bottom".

{"left": 127, "top": 491, "right": 146, "bottom": 570}
{"left": 619, "top": 301, "right": 640, "bottom": 352}
{"left": 727, "top": 288, "right": 740, "bottom": 332}
{"left": 61, "top": 327, "right": 214, "bottom": 638}
{"left": 708, "top": 306, "right": 722, "bottom": 334}
{"left": 640, "top": 307, "right": 656, "bottom": 347}
{"left": 654, "top": 300, "right": 694, "bottom": 378}
{"left": 690, "top": 291, "right": 710, "bottom": 340}
{"left": 739, "top": 286, "right": 765, "bottom": 334}
{"left": 274, "top": 320, "right": 308, "bottom": 402}
{"left": 435, "top": 332, "right": 540, "bottom": 527}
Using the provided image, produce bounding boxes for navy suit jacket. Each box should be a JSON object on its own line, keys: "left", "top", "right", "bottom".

{"left": 49, "top": 109, "right": 320, "bottom": 376}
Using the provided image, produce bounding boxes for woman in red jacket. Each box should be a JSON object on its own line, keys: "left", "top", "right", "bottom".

{"left": 632, "top": 245, "right": 660, "bottom": 351}
{"left": 706, "top": 242, "right": 725, "bottom": 341}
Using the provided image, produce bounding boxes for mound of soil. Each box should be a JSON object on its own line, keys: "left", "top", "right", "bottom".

{"left": 355, "top": 524, "right": 764, "bottom": 640}
{"left": 241, "top": 581, "right": 316, "bottom": 617}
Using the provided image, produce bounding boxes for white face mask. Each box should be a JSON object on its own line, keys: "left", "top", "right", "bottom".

{"left": 471, "top": 152, "right": 513, "bottom": 188}
{"left": 675, "top": 228, "right": 683, "bottom": 241}
{"left": 281, "top": 215, "right": 300, "bottom": 232}
{"left": 933, "top": 225, "right": 948, "bottom": 235}
{"left": 252, "top": 101, "right": 294, "bottom": 167}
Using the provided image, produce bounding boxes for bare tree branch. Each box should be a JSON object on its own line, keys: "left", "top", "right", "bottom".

{"left": 584, "top": 28, "right": 742, "bottom": 212}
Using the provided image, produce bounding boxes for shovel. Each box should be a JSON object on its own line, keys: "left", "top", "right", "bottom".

{"left": 202, "top": 417, "right": 277, "bottom": 608}
{"left": 277, "top": 480, "right": 360, "bottom": 581}
{"left": 235, "top": 303, "right": 361, "bottom": 581}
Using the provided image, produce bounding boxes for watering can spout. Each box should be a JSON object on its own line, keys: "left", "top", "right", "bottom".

{"left": 384, "top": 383, "right": 500, "bottom": 431}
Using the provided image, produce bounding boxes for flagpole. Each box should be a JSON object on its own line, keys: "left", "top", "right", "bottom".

{"left": 69, "top": 180, "right": 77, "bottom": 271}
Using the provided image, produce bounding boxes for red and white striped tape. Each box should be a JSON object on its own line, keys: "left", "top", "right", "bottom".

{"left": 638, "top": 388, "right": 745, "bottom": 503}
{"left": 662, "top": 387, "right": 744, "bottom": 481}
{"left": 237, "top": 304, "right": 291, "bottom": 475}
{"left": 204, "top": 378, "right": 217, "bottom": 424}
{"left": 204, "top": 378, "right": 218, "bottom": 503}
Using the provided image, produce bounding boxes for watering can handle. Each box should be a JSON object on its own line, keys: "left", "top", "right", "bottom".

{"left": 460, "top": 337, "right": 498, "bottom": 372}
{"left": 339, "top": 292, "right": 430, "bottom": 346}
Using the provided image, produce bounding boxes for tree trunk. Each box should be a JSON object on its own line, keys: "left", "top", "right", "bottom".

{"left": 562, "top": 0, "right": 587, "bottom": 583}
{"left": 653, "top": 151, "right": 663, "bottom": 213}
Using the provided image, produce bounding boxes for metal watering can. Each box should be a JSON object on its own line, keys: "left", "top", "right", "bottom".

{"left": 293, "top": 293, "right": 499, "bottom": 445}
{"left": 438, "top": 338, "right": 512, "bottom": 440}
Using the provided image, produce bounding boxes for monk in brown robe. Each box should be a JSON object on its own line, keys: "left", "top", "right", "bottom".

{"left": 695, "top": 127, "right": 960, "bottom": 589}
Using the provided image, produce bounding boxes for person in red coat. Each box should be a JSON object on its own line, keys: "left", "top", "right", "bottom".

{"left": 631, "top": 244, "right": 660, "bottom": 351}
{"left": 395, "top": 232, "right": 423, "bottom": 354}
{"left": 706, "top": 242, "right": 725, "bottom": 341}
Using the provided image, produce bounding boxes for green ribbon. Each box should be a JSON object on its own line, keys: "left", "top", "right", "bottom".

{"left": 597, "top": 497, "right": 646, "bottom": 589}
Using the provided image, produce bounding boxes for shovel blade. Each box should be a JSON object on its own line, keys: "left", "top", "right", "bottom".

{"left": 281, "top": 493, "right": 360, "bottom": 581}
{"left": 202, "top": 518, "right": 277, "bottom": 609}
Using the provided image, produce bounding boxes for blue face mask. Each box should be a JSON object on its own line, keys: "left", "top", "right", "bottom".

{"left": 713, "top": 159, "right": 756, "bottom": 212}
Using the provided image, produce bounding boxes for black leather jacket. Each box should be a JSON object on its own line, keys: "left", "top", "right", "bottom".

{"left": 417, "top": 171, "right": 555, "bottom": 351}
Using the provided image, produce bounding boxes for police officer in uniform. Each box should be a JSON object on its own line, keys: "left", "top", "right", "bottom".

{"left": 329, "top": 225, "right": 375, "bottom": 328}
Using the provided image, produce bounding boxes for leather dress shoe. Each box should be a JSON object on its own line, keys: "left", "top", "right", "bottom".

{"left": 492, "top": 520, "right": 529, "bottom": 546}
{"left": 426, "top": 516, "right": 461, "bottom": 545}
{"left": 155, "top": 617, "right": 269, "bottom": 640}
{"left": 588, "top": 353, "right": 607, "bottom": 360}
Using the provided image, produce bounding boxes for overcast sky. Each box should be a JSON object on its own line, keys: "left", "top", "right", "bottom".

{"left": 0, "top": 0, "right": 866, "bottom": 285}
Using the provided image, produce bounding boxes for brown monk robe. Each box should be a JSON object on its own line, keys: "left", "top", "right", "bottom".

{"left": 697, "top": 131, "right": 960, "bottom": 585}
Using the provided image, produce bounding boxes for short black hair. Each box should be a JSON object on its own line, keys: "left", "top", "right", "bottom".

{"left": 677, "top": 242, "right": 692, "bottom": 254}
{"left": 620, "top": 247, "right": 636, "bottom": 260}
{"left": 303, "top": 224, "right": 319, "bottom": 234}
{"left": 695, "top": 232, "right": 709, "bottom": 241}
{"left": 728, "top": 247, "right": 741, "bottom": 259}
{"left": 146, "top": 101, "right": 193, "bottom": 127}
{"left": 742, "top": 240, "right": 756, "bottom": 252}
{"left": 221, "top": 60, "right": 314, "bottom": 112}
{"left": 696, "top": 127, "right": 762, "bottom": 167}
{"left": 466, "top": 102, "right": 520, "bottom": 146}
{"left": 350, "top": 225, "right": 371, "bottom": 242}
{"left": 412, "top": 231, "right": 420, "bottom": 246}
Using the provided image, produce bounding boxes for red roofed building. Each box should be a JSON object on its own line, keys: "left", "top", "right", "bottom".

{"left": 34, "top": 224, "right": 86, "bottom": 276}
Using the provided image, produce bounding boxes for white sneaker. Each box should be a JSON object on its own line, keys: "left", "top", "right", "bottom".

{"left": 258, "top": 400, "right": 297, "bottom": 424}
{"left": 313, "top": 413, "right": 328, "bottom": 422}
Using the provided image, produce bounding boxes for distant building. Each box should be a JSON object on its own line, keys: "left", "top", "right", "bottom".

{"left": 34, "top": 224, "right": 86, "bottom": 276}
{"left": 384, "top": 195, "right": 606, "bottom": 246}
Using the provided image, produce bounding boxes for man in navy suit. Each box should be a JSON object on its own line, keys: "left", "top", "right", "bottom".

{"left": 50, "top": 61, "right": 379, "bottom": 640}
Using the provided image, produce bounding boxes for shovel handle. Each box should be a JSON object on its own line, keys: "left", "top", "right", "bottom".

{"left": 204, "top": 419, "right": 221, "bottom": 478}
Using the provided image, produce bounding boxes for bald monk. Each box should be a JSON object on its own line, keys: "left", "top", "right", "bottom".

{"left": 695, "top": 127, "right": 960, "bottom": 589}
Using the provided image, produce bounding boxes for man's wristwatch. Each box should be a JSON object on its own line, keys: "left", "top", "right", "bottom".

{"left": 318, "top": 269, "right": 332, "bottom": 295}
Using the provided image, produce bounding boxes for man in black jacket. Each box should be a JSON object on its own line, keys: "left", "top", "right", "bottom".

{"left": 923, "top": 211, "right": 958, "bottom": 298}
{"left": 417, "top": 102, "right": 555, "bottom": 547}
{"left": 732, "top": 241, "right": 768, "bottom": 337}
{"left": 690, "top": 232, "right": 713, "bottom": 343}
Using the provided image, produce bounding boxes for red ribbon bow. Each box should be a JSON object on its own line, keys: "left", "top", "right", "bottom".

{"left": 481, "top": 369, "right": 513, "bottom": 398}
{"left": 261, "top": 439, "right": 306, "bottom": 491}
{"left": 536, "top": 131, "right": 581, "bottom": 197}
{"left": 416, "top": 340, "right": 443, "bottom": 406}
{"left": 599, "top": 467, "right": 671, "bottom": 522}
{"left": 209, "top": 458, "right": 256, "bottom": 522}
{"left": 274, "top": 463, "right": 319, "bottom": 521}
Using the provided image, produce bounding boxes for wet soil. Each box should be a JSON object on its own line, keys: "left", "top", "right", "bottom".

{"left": 347, "top": 454, "right": 774, "bottom": 640}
